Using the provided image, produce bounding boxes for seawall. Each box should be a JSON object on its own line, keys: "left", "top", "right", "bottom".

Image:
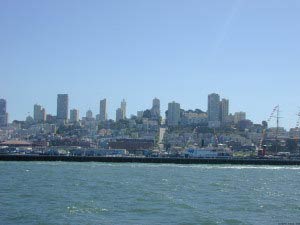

{"left": 1, "top": 155, "right": 300, "bottom": 166}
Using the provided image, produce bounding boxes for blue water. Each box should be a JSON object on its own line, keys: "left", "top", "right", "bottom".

{"left": 0, "top": 162, "right": 300, "bottom": 225}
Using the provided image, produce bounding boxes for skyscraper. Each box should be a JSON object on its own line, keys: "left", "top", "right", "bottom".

{"left": 0, "top": 99, "right": 6, "bottom": 115}
{"left": 100, "top": 99, "right": 107, "bottom": 122}
{"left": 70, "top": 109, "right": 79, "bottom": 123}
{"left": 121, "top": 99, "right": 127, "bottom": 119}
{"left": 167, "top": 101, "right": 181, "bottom": 126}
{"left": 0, "top": 99, "right": 8, "bottom": 127}
{"left": 208, "top": 93, "right": 220, "bottom": 122}
{"left": 116, "top": 108, "right": 124, "bottom": 122}
{"left": 208, "top": 93, "right": 221, "bottom": 128}
{"left": 34, "top": 104, "right": 46, "bottom": 123}
{"left": 151, "top": 98, "right": 161, "bottom": 118}
{"left": 57, "top": 94, "right": 69, "bottom": 120}
{"left": 220, "top": 98, "right": 229, "bottom": 123}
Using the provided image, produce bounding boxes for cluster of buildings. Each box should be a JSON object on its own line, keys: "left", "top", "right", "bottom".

{"left": 166, "top": 94, "right": 247, "bottom": 128}
{"left": 0, "top": 93, "right": 247, "bottom": 129}
{"left": 0, "top": 93, "right": 299, "bottom": 157}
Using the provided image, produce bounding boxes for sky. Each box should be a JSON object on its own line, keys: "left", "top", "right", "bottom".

{"left": 1, "top": 0, "right": 300, "bottom": 129}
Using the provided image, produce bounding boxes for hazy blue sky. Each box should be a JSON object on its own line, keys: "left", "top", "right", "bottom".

{"left": 1, "top": 0, "right": 300, "bottom": 128}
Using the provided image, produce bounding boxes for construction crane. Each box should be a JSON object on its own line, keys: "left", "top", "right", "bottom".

{"left": 295, "top": 111, "right": 300, "bottom": 131}
{"left": 259, "top": 105, "right": 280, "bottom": 156}
{"left": 292, "top": 110, "right": 300, "bottom": 154}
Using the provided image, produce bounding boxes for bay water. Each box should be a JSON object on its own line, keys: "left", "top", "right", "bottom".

{"left": 0, "top": 162, "right": 300, "bottom": 225}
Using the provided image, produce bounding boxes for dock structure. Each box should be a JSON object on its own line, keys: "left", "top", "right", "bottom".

{"left": 1, "top": 155, "right": 300, "bottom": 166}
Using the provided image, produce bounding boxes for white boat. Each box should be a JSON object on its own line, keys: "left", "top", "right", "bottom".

{"left": 184, "top": 144, "right": 232, "bottom": 158}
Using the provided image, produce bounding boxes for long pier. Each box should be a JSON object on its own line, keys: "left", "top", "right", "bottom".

{"left": 0, "top": 155, "right": 300, "bottom": 165}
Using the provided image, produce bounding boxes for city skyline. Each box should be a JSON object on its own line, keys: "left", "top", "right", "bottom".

{"left": 0, "top": 92, "right": 296, "bottom": 130}
{"left": 1, "top": 2, "right": 300, "bottom": 224}
{"left": 1, "top": 1, "right": 300, "bottom": 128}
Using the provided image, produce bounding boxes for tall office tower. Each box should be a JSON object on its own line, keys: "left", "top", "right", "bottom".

{"left": 167, "top": 101, "right": 181, "bottom": 126}
{"left": 116, "top": 108, "right": 124, "bottom": 122}
{"left": 208, "top": 93, "right": 220, "bottom": 122}
{"left": 70, "top": 109, "right": 79, "bottom": 123}
{"left": 220, "top": 98, "right": 229, "bottom": 123}
{"left": 151, "top": 98, "right": 161, "bottom": 118}
{"left": 34, "top": 104, "right": 46, "bottom": 123}
{"left": 121, "top": 99, "right": 127, "bottom": 119}
{"left": 86, "top": 110, "right": 93, "bottom": 119}
{"left": 0, "top": 99, "right": 6, "bottom": 115}
{"left": 100, "top": 99, "right": 107, "bottom": 122}
{"left": 208, "top": 93, "right": 221, "bottom": 128}
{"left": 57, "top": 94, "right": 69, "bottom": 120}
{"left": 0, "top": 99, "right": 8, "bottom": 127}
{"left": 41, "top": 108, "right": 46, "bottom": 122}
{"left": 34, "top": 104, "right": 41, "bottom": 122}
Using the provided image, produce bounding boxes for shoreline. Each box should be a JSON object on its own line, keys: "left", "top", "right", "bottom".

{"left": 1, "top": 155, "right": 300, "bottom": 166}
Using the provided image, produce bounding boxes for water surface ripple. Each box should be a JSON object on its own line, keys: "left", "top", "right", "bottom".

{"left": 0, "top": 162, "right": 299, "bottom": 225}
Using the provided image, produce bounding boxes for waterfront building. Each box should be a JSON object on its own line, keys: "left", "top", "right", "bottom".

{"left": 234, "top": 112, "right": 246, "bottom": 124}
{"left": 0, "top": 99, "right": 8, "bottom": 127}
{"left": 108, "top": 138, "right": 154, "bottom": 154}
{"left": 220, "top": 98, "right": 229, "bottom": 124}
{"left": 121, "top": 99, "right": 127, "bottom": 119}
{"left": 57, "top": 94, "right": 69, "bottom": 120}
{"left": 100, "top": 99, "right": 108, "bottom": 122}
{"left": 151, "top": 98, "right": 161, "bottom": 118}
{"left": 33, "top": 104, "right": 46, "bottom": 123}
{"left": 70, "top": 109, "right": 79, "bottom": 123}
{"left": 116, "top": 108, "right": 124, "bottom": 122}
{"left": 167, "top": 101, "right": 181, "bottom": 126}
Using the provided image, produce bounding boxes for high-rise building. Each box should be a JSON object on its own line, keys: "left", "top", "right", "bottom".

{"left": 100, "top": 99, "right": 107, "bottom": 122}
{"left": 70, "top": 109, "right": 79, "bottom": 123}
{"left": 0, "top": 99, "right": 6, "bottom": 115}
{"left": 0, "top": 99, "right": 8, "bottom": 127}
{"left": 121, "top": 99, "right": 127, "bottom": 119}
{"left": 151, "top": 98, "right": 161, "bottom": 118}
{"left": 116, "top": 108, "right": 124, "bottom": 122}
{"left": 167, "top": 101, "right": 181, "bottom": 126}
{"left": 208, "top": 93, "right": 220, "bottom": 122}
{"left": 234, "top": 112, "right": 246, "bottom": 124}
{"left": 208, "top": 93, "right": 221, "bottom": 128}
{"left": 34, "top": 104, "right": 46, "bottom": 123}
{"left": 220, "top": 98, "right": 229, "bottom": 123}
{"left": 86, "top": 110, "right": 93, "bottom": 119}
{"left": 57, "top": 94, "right": 69, "bottom": 120}
{"left": 34, "top": 104, "right": 41, "bottom": 121}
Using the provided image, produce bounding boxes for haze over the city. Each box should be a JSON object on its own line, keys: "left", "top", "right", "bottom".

{"left": 1, "top": 0, "right": 300, "bottom": 128}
